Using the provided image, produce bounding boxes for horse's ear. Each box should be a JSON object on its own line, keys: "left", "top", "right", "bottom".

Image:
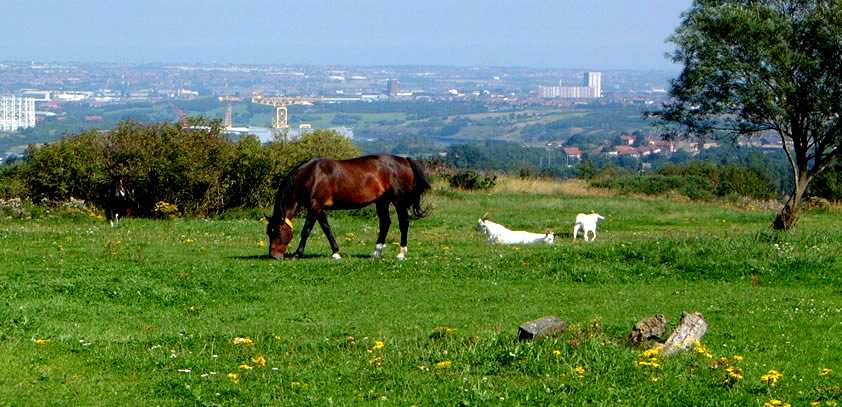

{"left": 481, "top": 212, "right": 489, "bottom": 221}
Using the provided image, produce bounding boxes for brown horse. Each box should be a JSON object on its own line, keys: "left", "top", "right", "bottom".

{"left": 266, "top": 154, "right": 431, "bottom": 260}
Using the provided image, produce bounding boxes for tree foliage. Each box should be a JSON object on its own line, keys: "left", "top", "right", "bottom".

{"left": 1, "top": 121, "right": 360, "bottom": 216}
{"left": 650, "top": 0, "right": 842, "bottom": 229}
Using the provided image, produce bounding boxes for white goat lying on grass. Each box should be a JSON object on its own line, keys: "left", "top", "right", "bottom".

{"left": 573, "top": 212, "right": 605, "bottom": 241}
{"left": 476, "top": 216, "right": 554, "bottom": 245}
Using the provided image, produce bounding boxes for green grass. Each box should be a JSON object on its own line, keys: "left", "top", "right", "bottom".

{"left": 1, "top": 190, "right": 842, "bottom": 406}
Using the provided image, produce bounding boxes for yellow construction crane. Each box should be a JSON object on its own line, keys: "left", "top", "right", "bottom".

{"left": 218, "top": 96, "right": 243, "bottom": 127}
{"left": 251, "top": 91, "right": 320, "bottom": 129}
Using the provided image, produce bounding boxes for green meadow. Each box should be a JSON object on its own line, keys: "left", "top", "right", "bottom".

{"left": 1, "top": 180, "right": 841, "bottom": 406}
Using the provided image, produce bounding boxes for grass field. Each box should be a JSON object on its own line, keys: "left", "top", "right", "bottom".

{"left": 1, "top": 180, "right": 841, "bottom": 406}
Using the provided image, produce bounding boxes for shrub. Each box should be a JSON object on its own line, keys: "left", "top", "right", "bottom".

{"left": 591, "top": 174, "right": 716, "bottom": 200}
{"left": 6, "top": 120, "right": 362, "bottom": 217}
{"left": 445, "top": 170, "right": 497, "bottom": 191}
{"left": 657, "top": 161, "right": 776, "bottom": 201}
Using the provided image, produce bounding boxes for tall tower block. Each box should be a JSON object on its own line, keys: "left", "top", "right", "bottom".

{"left": 587, "top": 72, "right": 602, "bottom": 98}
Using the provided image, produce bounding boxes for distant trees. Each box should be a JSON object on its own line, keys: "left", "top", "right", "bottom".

{"left": 650, "top": 0, "right": 842, "bottom": 229}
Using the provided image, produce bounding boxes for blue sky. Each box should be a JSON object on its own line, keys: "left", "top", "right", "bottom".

{"left": 2, "top": 0, "right": 691, "bottom": 70}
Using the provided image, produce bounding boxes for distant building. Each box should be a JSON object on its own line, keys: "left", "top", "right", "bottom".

{"left": 1, "top": 96, "right": 36, "bottom": 131}
{"left": 387, "top": 79, "right": 399, "bottom": 97}
{"left": 614, "top": 145, "right": 640, "bottom": 158}
{"left": 563, "top": 147, "right": 582, "bottom": 167}
{"left": 539, "top": 72, "right": 602, "bottom": 99}
{"left": 20, "top": 90, "right": 51, "bottom": 101}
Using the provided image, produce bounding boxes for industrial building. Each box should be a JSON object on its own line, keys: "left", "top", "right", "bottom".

{"left": 538, "top": 72, "right": 602, "bottom": 99}
{"left": 1, "top": 96, "right": 36, "bottom": 131}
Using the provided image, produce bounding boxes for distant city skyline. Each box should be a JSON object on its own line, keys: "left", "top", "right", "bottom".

{"left": 1, "top": 1, "right": 691, "bottom": 70}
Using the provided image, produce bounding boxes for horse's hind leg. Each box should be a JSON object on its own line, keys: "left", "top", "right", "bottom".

{"left": 372, "top": 201, "right": 391, "bottom": 258}
{"left": 317, "top": 211, "right": 341, "bottom": 259}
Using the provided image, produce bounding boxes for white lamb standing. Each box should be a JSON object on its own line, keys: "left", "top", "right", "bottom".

{"left": 573, "top": 212, "right": 605, "bottom": 241}
{"left": 476, "top": 217, "right": 554, "bottom": 245}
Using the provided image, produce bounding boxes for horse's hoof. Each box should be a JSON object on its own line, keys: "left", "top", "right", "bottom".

{"left": 396, "top": 246, "right": 408, "bottom": 260}
{"left": 331, "top": 253, "right": 342, "bottom": 260}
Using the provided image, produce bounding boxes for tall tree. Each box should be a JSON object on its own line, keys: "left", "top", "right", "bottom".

{"left": 650, "top": 0, "right": 842, "bottom": 229}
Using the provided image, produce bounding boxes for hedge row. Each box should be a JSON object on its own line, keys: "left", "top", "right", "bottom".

{"left": 589, "top": 161, "right": 777, "bottom": 202}
{"left": 0, "top": 120, "right": 361, "bottom": 216}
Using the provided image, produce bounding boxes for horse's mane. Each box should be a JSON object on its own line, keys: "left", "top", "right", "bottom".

{"left": 272, "top": 159, "right": 313, "bottom": 219}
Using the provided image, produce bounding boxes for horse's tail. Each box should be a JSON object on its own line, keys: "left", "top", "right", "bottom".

{"left": 407, "top": 157, "right": 432, "bottom": 219}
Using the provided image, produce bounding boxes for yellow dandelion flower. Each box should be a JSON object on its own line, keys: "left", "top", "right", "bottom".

{"left": 257, "top": 240, "right": 265, "bottom": 247}
{"left": 821, "top": 368, "right": 833, "bottom": 376}
{"left": 373, "top": 340, "right": 385, "bottom": 350}
{"left": 252, "top": 356, "right": 266, "bottom": 368}
{"left": 575, "top": 366, "right": 586, "bottom": 374}
{"left": 734, "top": 355, "right": 744, "bottom": 361}
{"left": 725, "top": 366, "right": 744, "bottom": 380}
{"left": 232, "top": 337, "right": 253, "bottom": 345}
{"left": 553, "top": 350, "right": 561, "bottom": 356}
{"left": 227, "top": 372, "right": 240, "bottom": 384}
{"left": 652, "top": 377, "right": 659, "bottom": 382}
{"left": 761, "top": 400, "right": 791, "bottom": 407}
{"left": 761, "top": 370, "right": 783, "bottom": 386}
{"left": 182, "top": 238, "right": 194, "bottom": 244}
{"left": 239, "top": 364, "right": 252, "bottom": 370}
{"left": 34, "top": 338, "right": 52, "bottom": 345}
{"left": 435, "top": 360, "right": 452, "bottom": 368}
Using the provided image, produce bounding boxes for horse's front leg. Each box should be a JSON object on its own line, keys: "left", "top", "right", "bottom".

{"left": 317, "top": 211, "right": 341, "bottom": 260}
{"left": 292, "top": 211, "right": 319, "bottom": 259}
{"left": 395, "top": 206, "right": 410, "bottom": 260}
{"left": 372, "top": 201, "right": 391, "bottom": 258}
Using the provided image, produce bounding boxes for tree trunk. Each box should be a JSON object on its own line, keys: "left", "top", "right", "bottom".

{"left": 773, "top": 176, "right": 809, "bottom": 230}
{"left": 773, "top": 204, "right": 798, "bottom": 230}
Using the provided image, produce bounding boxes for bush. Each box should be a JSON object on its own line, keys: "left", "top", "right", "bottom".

{"left": 658, "top": 161, "right": 776, "bottom": 201}
{"left": 4, "top": 120, "right": 362, "bottom": 217}
{"left": 591, "top": 174, "right": 716, "bottom": 200}
{"left": 445, "top": 170, "right": 497, "bottom": 191}
{"left": 808, "top": 158, "right": 842, "bottom": 200}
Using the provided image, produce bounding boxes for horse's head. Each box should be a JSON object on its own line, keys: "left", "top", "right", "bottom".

{"left": 266, "top": 215, "right": 294, "bottom": 259}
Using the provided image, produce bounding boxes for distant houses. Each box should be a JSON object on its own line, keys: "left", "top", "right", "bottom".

{"left": 563, "top": 147, "right": 581, "bottom": 167}
{"left": 564, "top": 136, "right": 675, "bottom": 161}
{"left": 557, "top": 131, "right": 783, "bottom": 163}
